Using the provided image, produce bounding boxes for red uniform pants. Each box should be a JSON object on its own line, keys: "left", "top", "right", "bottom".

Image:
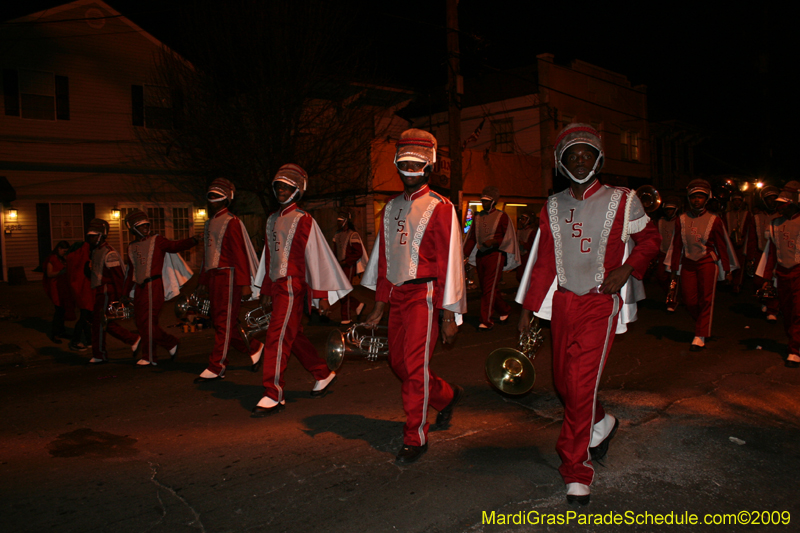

{"left": 476, "top": 251, "right": 511, "bottom": 327}
{"left": 261, "top": 276, "right": 330, "bottom": 402}
{"left": 92, "top": 284, "right": 139, "bottom": 360}
{"left": 134, "top": 279, "right": 178, "bottom": 363}
{"left": 340, "top": 264, "right": 362, "bottom": 322}
{"left": 207, "top": 268, "right": 260, "bottom": 375}
{"left": 551, "top": 289, "right": 619, "bottom": 486}
{"left": 680, "top": 256, "right": 719, "bottom": 338}
{"left": 777, "top": 266, "right": 800, "bottom": 355}
{"left": 388, "top": 281, "right": 455, "bottom": 447}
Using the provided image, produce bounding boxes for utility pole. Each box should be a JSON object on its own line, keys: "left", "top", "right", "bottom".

{"left": 446, "top": 0, "right": 463, "bottom": 219}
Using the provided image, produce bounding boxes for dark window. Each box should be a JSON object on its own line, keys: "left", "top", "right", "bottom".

{"left": 131, "top": 85, "right": 144, "bottom": 126}
{"left": 3, "top": 69, "right": 20, "bottom": 116}
{"left": 132, "top": 84, "right": 173, "bottom": 129}
{"left": 55, "top": 75, "right": 70, "bottom": 120}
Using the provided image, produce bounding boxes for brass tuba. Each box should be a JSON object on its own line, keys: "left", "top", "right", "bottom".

{"left": 485, "top": 316, "right": 543, "bottom": 395}
{"left": 326, "top": 323, "right": 389, "bottom": 372}
{"left": 174, "top": 292, "right": 211, "bottom": 320}
{"left": 635, "top": 185, "right": 662, "bottom": 214}
{"left": 238, "top": 306, "right": 271, "bottom": 345}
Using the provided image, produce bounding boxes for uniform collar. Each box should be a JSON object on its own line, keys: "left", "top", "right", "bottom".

{"left": 480, "top": 207, "right": 497, "bottom": 215}
{"left": 569, "top": 179, "right": 602, "bottom": 200}
{"left": 404, "top": 184, "right": 430, "bottom": 201}
{"left": 280, "top": 203, "right": 299, "bottom": 217}
{"left": 213, "top": 207, "right": 229, "bottom": 219}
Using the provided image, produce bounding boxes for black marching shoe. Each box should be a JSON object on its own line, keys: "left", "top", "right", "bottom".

{"left": 250, "top": 398, "right": 285, "bottom": 418}
{"left": 435, "top": 384, "right": 463, "bottom": 428}
{"left": 193, "top": 370, "right": 224, "bottom": 383}
{"left": 566, "top": 483, "right": 591, "bottom": 506}
{"left": 395, "top": 443, "right": 428, "bottom": 465}
{"left": 310, "top": 372, "right": 337, "bottom": 398}
{"left": 589, "top": 417, "right": 619, "bottom": 464}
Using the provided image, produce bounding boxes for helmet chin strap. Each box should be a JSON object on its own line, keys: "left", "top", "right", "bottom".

{"left": 275, "top": 184, "right": 300, "bottom": 205}
{"left": 558, "top": 157, "right": 602, "bottom": 185}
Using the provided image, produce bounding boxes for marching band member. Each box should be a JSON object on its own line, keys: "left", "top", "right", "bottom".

{"left": 657, "top": 196, "right": 681, "bottom": 311}
{"left": 754, "top": 186, "right": 781, "bottom": 321}
{"left": 86, "top": 219, "right": 140, "bottom": 364}
{"left": 122, "top": 210, "right": 199, "bottom": 366}
{"left": 666, "top": 179, "right": 739, "bottom": 351}
{"left": 251, "top": 164, "right": 352, "bottom": 416}
{"left": 42, "top": 240, "right": 74, "bottom": 344}
{"left": 756, "top": 184, "right": 800, "bottom": 368}
{"left": 333, "top": 210, "right": 368, "bottom": 325}
{"left": 516, "top": 124, "right": 660, "bottom": 505}
{"left": 362, "top": 129, "right": 467, "bottom": 464}
{"left": 194, "top": 178, "right": 263, "bottom": 383}
{"left": 515, "top": 213, "right": 537, "bottom": 283}
{"left": 67, "top": 240, "right": 95, "bottom": 352}
{"left": 724, "top": 190, "right": 757, "bottom": 294}
{"left": 463, "top": 186, "right": 520, "bottom": 329}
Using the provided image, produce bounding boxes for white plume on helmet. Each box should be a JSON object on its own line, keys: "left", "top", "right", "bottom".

{"left": 554, "top": 123, "right": 604, "bottom": 184}
{"left": 272, "top": 164, "right": 308, "bottom": 204}
{"left": 395, "top": 129, "right": 437, "bottom": 177}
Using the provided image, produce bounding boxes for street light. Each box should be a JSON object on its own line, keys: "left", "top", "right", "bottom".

{"left": 111, "top": 209, "right": 120, "bottom": 219}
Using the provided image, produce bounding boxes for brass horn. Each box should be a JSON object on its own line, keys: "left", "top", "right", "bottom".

{"left": 238, "top": 306, "right": 271, "bottom": 345}
{"left": 326, "top": 323, "right": 389, "bottom": 372}
{"left": 103, "top": 300, "right": 134, "bottom": 328}
{"left": 174, "top": 292, "right": 211, "bottom": 320}
{"left": 485, "top": 316, "right": 543, "bottom": 395}
{"left": 635, "top": 185, "right": 662, "bottom": 214}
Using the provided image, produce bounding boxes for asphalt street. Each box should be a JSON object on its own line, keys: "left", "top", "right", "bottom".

{"left": 1, "top": 273, "right": 799, "bottom": 533}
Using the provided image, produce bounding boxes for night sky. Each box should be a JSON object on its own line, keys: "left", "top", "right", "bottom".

{"left": 2, "top": 1, "right": 791, "bottom": 182}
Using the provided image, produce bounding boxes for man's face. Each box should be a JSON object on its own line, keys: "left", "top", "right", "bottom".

{"left": 664, "top": 207, "right": 677, "bottom": 220}
{"left": 397, "top": 161, "right": 428, "bottom": 190}
{"left": 274, "top": 181, "right": 298, "bottom": 204}
{"left": 86, "top": 234, "right": 102, "bottom": 248}
{"left": 135, "top": 223, "right": 151, "bottom": 237}
{"left": 689, "top": 192, "right": 709, "bottom": 212}
{"left": 206, "top": 192, "right": 227, "bottom": 214}
{"left": 481, "top": 199, "right": 494, "bottom": 212}
{"left": 731, "top": 197, "right": 744, "bottom": 210}
{"left": 518, "top": 215, "right": 530, "bottom": 227}
{"left": 765, "top": 196, "right": 777, "bottom": 211}
{"left": 563, "top": 144, "right": 598, "bottom": 182}
{"left": 337, "top": 217, "right": 347, "bottom": 229}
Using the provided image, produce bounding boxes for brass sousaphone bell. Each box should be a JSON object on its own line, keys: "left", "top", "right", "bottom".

{"left": 326, "top": 323, "right": 389, "bottom": 372}
{"left": 635, "top": 185, "right": 662, "bottom": 214}
{"left": 485, "top": 316, "right": 544, "bottom": 395}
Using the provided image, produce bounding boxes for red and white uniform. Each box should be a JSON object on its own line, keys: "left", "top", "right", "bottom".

{"left": 756, "top": 213, "right": 800, "bottom": 353}
{"left": 362, "top": 185, "right": 467, "bottom": 447}
{"left": 516, "top": 222, "right": 537, "bottom": 282}
{"left": 254, "top": 204, "right": 352, "bottom": 402}
{"left": 43, "top": 254, "right": 74, "bottom": 312}
{"left": 666, "top": 210, "right": 738, "bottom": 338}
{"left": 724, "top": 208, "right": 757, "bottom": 290}
{"left": 755, "top": 210, "right": 781, "bottom": 314}
{"left": 333, "top": 228, "right": 369, "bottom": 322}
{"left": 123, "top": 235, "right": 195, "bottom": 363}
{"left": 464, "top": 208, "right": 520, "bottom": 326}
{"left": 68, "top": 243, "right": 95, "bottom": 312}
{"left": 199, "top": 208, "right": 260, "bottom": 375}
{"left": 516, "top": 181, "right": 660, "bottom": 486}
{"left": 90, "top": 242, "right": 139, "bottom": 360}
